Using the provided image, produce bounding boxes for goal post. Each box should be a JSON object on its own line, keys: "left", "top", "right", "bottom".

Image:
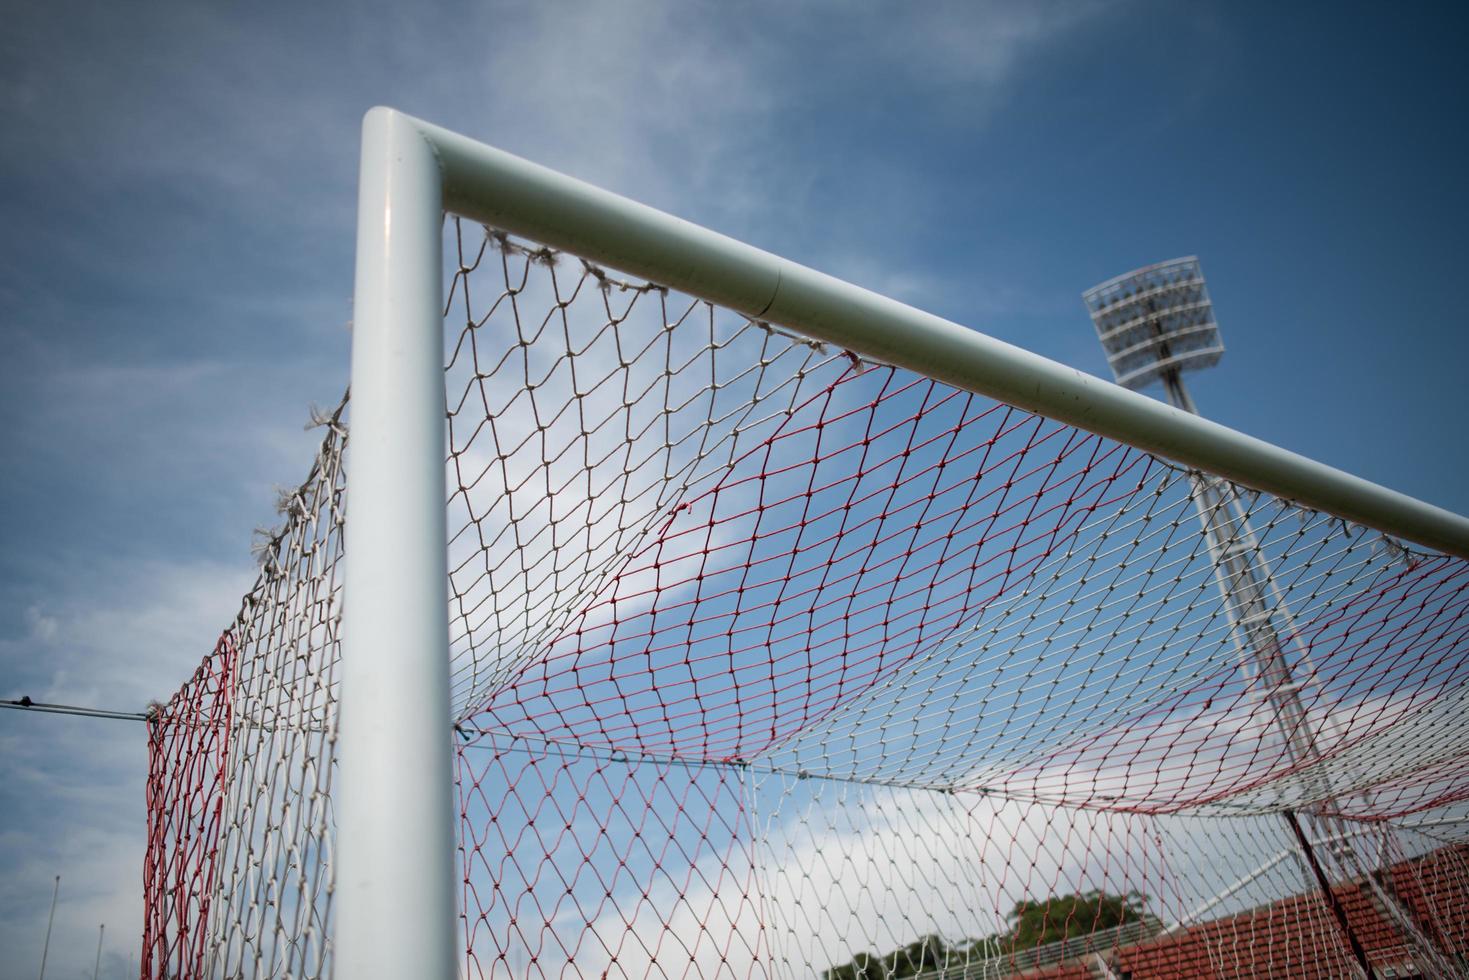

{"left": 336, "top": 108, "right": 455, "bottom": 980}
{"left": 143, "top": 106, "right": 1469, "bottom": 980}
{"left": 344, "top": 107, "right": 1469, "bottom": 969}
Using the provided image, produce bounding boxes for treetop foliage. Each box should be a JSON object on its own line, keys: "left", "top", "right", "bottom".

{"left": 822, "top": 890, "right": 1155, "bottom": 980}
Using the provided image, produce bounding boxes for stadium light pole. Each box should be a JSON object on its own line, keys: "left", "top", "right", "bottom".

{"left": 1084, "top": 258, "right": 1456, "bottom": 978}
{"left": 1084, "top": 258, "right": 1326, "bottom": 772}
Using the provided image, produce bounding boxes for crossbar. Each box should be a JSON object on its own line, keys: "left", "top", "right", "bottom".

{"left": 399, "top": 107, "right": 1469, "bottom": 561}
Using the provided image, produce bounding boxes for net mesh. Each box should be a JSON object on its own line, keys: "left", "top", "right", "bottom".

{"left": 144, "top": 401, "right": 344, "bottom": 979}
{"left": 142, "top": 220, "right": 1469, "bottom": 979}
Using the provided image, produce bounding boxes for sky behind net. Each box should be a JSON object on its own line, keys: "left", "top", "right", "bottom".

{"left": 142, "top": 220, "right": 1469, "bottom": 979}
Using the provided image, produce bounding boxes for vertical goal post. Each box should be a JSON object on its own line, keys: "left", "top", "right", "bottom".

{"left": 177, "top": 105, "right": 1469, "bottom": 978}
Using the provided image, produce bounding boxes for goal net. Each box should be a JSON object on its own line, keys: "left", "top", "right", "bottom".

{"left": 141, "top": 127, "right": 1469, "bottom": 979}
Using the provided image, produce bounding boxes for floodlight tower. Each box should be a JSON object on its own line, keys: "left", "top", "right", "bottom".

{"left": 1084, "top": 259, "right": 1458, "bottom": 976}
{"left": 1082, "top": 257, "right": 1322, "bottom": 773}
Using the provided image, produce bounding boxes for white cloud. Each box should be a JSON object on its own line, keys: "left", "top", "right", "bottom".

{"left": 0, "top": 822, "right": 143, "bottom": 980}
{"left": 24, "top": 606, "right": 58, "bottom": 644}
{"left": 0, "top": 557, "right": 253, "bottom": 980}
{"left": 12, "top": 558, "right": 255, "bottom": 708}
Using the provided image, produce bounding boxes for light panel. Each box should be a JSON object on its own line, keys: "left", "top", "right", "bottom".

{"left": 1084, "top": 256, "right": 1223, "bottom": 390}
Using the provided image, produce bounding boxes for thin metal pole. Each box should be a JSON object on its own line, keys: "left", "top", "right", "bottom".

{"left": 336, "top": 107, "right": 456, "bottom": 978}
{"left": 38, "top": 875, "right": 59, "bottom": 980}
{"left": 1285, "top": 811, "right": 1379, "bottom": 980}
{"left": 92, "top": 924, "right": 104, "bottom": 980}
{"left": 1160, "top": 369, "right": 1324, "bottom": 774}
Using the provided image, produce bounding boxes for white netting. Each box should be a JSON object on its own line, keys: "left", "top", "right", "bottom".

{"left": 145, "top": 399, "right": 344, "bottom": 978}
{"left": 144, "top": 220, "right": 1469, "bottom": 979}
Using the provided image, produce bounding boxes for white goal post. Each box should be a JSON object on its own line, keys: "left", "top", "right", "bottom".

{"left": 326, "top": 106, "right": 1469, "bottom": 978}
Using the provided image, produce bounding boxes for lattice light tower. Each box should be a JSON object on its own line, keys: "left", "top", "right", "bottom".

{"left": 1083, "top": 257, "right": 1321, "bottom": 768}
{"left": 1084, "top": 259, "right": 1458, "bottom": 973}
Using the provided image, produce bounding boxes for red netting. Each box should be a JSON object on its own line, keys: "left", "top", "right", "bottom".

{"left": 442, "top": 226, "right": 1469, "bottom": 978}
{"left": 456, "top": 742, "right": 766, "bottom": 978}
{"left": 142, "top": 634, "right": 236, "bottom": 979}
{"left": 141, "top": 400, "right": 344, "bottom": 978}
{"left": 470, "top": 366, "right": 1149, "bottom": 764}
{"left": 141, "top": 221, "right": 1469, "bottom": 978}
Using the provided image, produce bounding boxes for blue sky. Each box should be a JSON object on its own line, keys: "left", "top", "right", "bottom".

{"left": 2, "top": 1, "right": 1467, "bottom": 976}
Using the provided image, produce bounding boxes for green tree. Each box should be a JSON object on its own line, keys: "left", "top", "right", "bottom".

{"left": 1000, "top": 889, "right": 1153, "bottom": 950}
{"left": 822, "top": 935, "right": 951, "bottom": 980}
{"left": 822, "top": 891, "right": 1155, "bottom": 979}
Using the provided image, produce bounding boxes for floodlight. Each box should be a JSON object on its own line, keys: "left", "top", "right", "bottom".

{"left": 1083, "top": 256, "right": 1223, "bottom": 392}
